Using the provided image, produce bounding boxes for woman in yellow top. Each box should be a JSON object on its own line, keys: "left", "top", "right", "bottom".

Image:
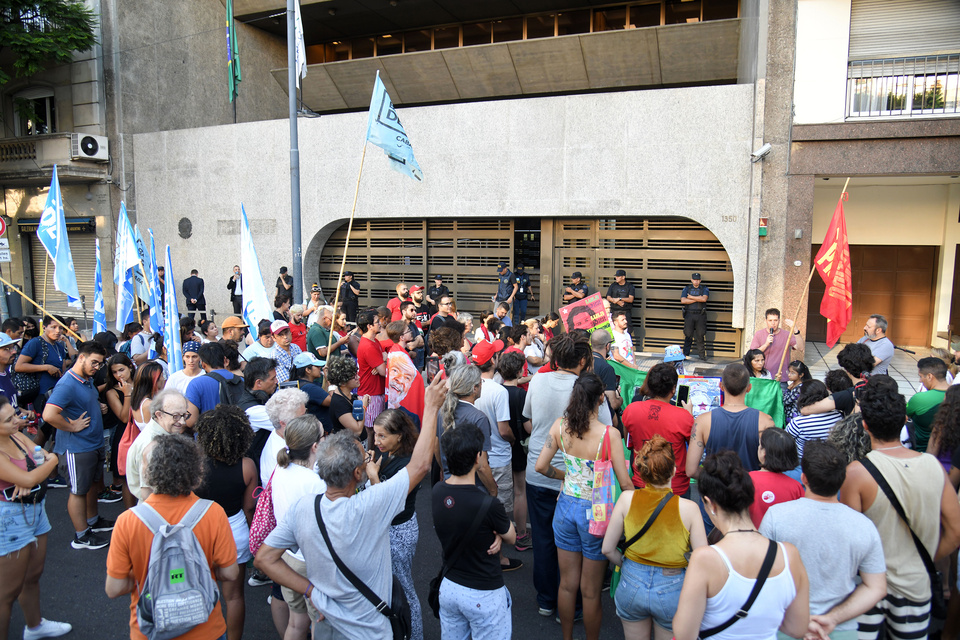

{"left": 602, "top": 435, "right": 708, "bottom": 640}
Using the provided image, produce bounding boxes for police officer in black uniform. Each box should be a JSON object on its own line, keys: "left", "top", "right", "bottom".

{"left": 563, "top": 271, "right": 588, "bottom": 303}
{"left": 606, "top": 269, "right": 636, "bottom": 337}
{"left": 426, "top": 275, "right": 450, "bottom": 315}
{"left": 512, "top": 263, "right": 533, "bottom": 325}
{"left": 680, "top": 272, "right": 710, "bottom": 360}
{"left": 338, "top": 271, "right": 361, "bottom": 323}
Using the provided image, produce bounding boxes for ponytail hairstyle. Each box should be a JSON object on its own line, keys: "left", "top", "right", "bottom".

{"left": 636, "top": 434, "right": 675, "bottom": 486}
{"left": 276, "top": 415, "right": 322, "bottom": 468}
{"left": 373, "top": 409, "right": 419, "bottom": 457}
{"left": 789, "top": 360, "right": 812, "bottom": 382}
{"left": 563, "top": 372, "right": 604, "bottom": 439}
{"left": 439, "top": 352, "right": 480, "bottom": 433}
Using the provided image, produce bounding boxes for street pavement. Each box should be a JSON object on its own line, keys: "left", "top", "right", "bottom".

{"left": 11, "top": 478, "right": 624, "bottom": 639}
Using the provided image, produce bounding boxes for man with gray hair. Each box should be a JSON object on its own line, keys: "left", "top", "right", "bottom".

{"left": 857, "top": 314, "right": 895, "bottom": 375}
{"left": 307, "top": 306, "right": 349, "bottom": 359}
{"left": 256, "top": 374, "right": 446, "bottom": 638}
{"left": 125, "top": 388, "right": 190, "bottom": 503}
{"left": 260, "top": 388, "right": 309, "bottom": 486}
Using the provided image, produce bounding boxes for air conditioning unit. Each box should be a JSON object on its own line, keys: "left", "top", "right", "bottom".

{"left": 71, "top": 133, "right": 109, "bottom": 162}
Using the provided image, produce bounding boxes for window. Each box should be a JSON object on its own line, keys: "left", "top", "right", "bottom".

{"left": 492, "top": 17, "right": 523, "bottom": 43}
{"left": 556, "top": 10, "right": 591, "bottom": 35}
{"left": 594, "top": 7, "right": 628, "bottom": 31}
{"left": 376, "top": 34, "right": 402, "bottom": 56}
{"left": 665, "top": 0, "right": 701, "bottom": 24}
{"left": 848, "top": 55, "right": 960, "bottom": 118}
{"left": 14, "top": 87, "right": 56, "bottom": 136}
{"left": 403, "top": 29, "right": 431, "bottom": 53}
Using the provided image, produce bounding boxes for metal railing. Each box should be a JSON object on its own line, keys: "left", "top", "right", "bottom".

{"left": 847, "top": 54, "right": 959, "bottom": 118}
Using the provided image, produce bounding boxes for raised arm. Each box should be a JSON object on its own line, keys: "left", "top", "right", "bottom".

{"left": 407, "top": 373, "right": 446, "bottom": 493}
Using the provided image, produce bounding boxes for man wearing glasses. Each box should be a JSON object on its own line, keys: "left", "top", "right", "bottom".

{"left": 42, "top": 341, "right": 114, "bottom": 550}
{"left": 123, "top": 389, "right": 190, "bottom": 507}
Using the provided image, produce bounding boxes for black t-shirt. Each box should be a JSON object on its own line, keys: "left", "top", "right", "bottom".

{"left": 380, "top": 452, "right": 418, "bottom": 525}
{"left": 339, "top": 280, "right": 360, "bottom": 302}
{"left": 504, "top": 385, "right": 527, "bottom": 469}
{"left": 950, "top": 443, "right": 960, "bottom": 471}
{"left": 832, "top": 387, "right": 857, "bottom": 416}
{"left": 606, "top": 282, "right": 636, "bottom": 310}
{"left": 432, "top": 482, "right": 511, "bottom": 590}
{"left": 329, "top": 392, "right": 358, "bottom": 437}
{"left": 414, "top": 303, "right": 432, "bottom": 329}
{"left": 592, "top": 353, "right": 618, "bottom": 391}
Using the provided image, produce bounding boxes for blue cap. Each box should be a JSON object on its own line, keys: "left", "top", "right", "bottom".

{"left": 0, "top": 334, "right": 17, "bottom": 349}
{"left": 293, "top": 352, "right": 326, "bottom": 369}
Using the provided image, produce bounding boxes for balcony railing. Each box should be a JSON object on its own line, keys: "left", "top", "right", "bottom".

{"left": 847, "top": 54, "right": 960, "bottom": 119}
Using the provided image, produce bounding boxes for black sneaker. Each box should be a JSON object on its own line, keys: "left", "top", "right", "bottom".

{"left": 500, "top": 557, "right": 523, "bottom": 572}
{"left": 48, "top": 475, "right": 68, "bottom": 488}
{"left": 89, "top": 516, "right": 115, "bottom": 532}
{"left": 97, "top": 489, "right": 122, "bottom": 504}
{"left": 71, "top": 530, "right": 109, "bottom": 550}
{"left": 247, "top": 569, "right": 271, "bottom": 587}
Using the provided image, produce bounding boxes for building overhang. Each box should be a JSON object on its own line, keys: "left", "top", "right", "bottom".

{"left": 270, "top": 19, "right": 740, "bottom": 112}
{"left": 0, "top": 134, "right": 109, "bottom": 188}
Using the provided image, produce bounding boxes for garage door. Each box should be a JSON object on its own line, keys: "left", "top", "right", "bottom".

{"left": 807, "top": 245, "right": 936, "bottom": 347}
{"left": 27, "top": 231, "right": 97, "bottom": 320}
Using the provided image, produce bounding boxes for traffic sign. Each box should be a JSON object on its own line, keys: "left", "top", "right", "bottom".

{"left": 0, "top": 249, "right": 11, "bottom": 263}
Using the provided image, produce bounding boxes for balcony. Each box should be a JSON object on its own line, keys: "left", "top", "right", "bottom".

{"left": 847, "top": 54, "right": 960, "bottom": 120}
{"left": 0, "top": 133, "right": 109, "bottom": 187}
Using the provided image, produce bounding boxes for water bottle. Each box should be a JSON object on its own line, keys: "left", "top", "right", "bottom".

{"left": 32, "top": 446, "right": 45, "bottom": 466}
{"left": 351, "top": 393, "right": 364, "bottom": 422}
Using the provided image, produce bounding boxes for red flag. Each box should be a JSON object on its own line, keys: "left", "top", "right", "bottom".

{"left": 814, "top": 194, "right": 852, "bottom": 347}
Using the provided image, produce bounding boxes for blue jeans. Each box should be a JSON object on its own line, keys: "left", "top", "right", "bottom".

{"left": 614, "top": 560, "right": 685, "bottom": 629}
{"left": 527, "top": 483, "right": 561, "bottom": 610}
{"left": 513, "top": 298, "right": 528, "bottom": 325}
{"left": 553, "top": 492, "right": 605, "bottom": 561}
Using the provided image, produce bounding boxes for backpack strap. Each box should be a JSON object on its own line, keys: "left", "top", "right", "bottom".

{"left": 700, "top": 539, "right": 778, "bottom": 638}
{"left": 206, "top": 371, "right": 231, "bottom": 405}
{"left": 179, "top": 499, "right": 214, "bottom": 531}
{"left": 132, "top": 502, "right": 169, "bottom": 535}
{"left": 437, "top": 495, "right": 494, "bottom": 584}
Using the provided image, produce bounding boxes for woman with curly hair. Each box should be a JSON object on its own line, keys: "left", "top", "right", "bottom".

{"left": 927, "top": 385, "right": 960, "bottom": 477}
{"left": 195, "top": 405, "right": 256, "bottom": 640}
{"left": 366, "top": 409, "right": 423, "bottom": 640}
{"left": 325, "top": 356, "right": 365, "bottom": 439}
{"left": 536, "top": 373, "right": 632, "bottom": 640}
{"left": 826, "top": 412, "right": 871, "bottom": 465}
{"left": 602, "top": 435, "right": 707, "bottom": 640}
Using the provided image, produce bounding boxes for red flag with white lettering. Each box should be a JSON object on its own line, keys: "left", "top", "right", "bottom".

{"left": 814, "top": 194, "right": 852, "bottom": 347}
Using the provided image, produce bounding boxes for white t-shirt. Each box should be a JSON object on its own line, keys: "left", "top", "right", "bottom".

{"left": 524, "top": 342, "right": 544, "bottom": 375}
{"left": 475, "top": 378, "right": 512, "bottom": 468}
{"left": 167, "top": 369, "right": 204, "bottom": 396}
{"left": 612, "top": 329, "right": 635, "bottom": 365}
{"left": 272, "top": 463, "right": 326, "bottom": 561}
{"left": 242, "top": 341, "right": 275, "bottom": 362}
{"left": 246, "top": 405, "right": 274, "bottom": 435}
{"left": 261, "top": 430, "right": 286, "bottom": 487}
{"left": 130, "top": 331, "right": 151, "bottom": 358}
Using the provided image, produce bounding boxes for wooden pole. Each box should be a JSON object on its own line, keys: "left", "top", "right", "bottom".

{"left": 322, "top": 143, "right": 368, "bottom": 387}
{"left": 0, "top": 274, "right": 81, "bottom": 341}
{"left": 776, "top": 177, "right": 851, "bottom": 378}
{"left": 41, "top": 255, "right": 49, "bottom": 312}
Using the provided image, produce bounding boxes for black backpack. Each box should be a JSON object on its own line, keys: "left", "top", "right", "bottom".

{"left": 206, "top": 371, "right": 244, "bottom": 406}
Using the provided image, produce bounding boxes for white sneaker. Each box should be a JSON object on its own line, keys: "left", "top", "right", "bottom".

{"left": 24, "top": 618, "right": 72, "bottom": 639}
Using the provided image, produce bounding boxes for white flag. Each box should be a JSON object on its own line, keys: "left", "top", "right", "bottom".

{"left": 294, "top": 0, "right": 307, "bottom": 89}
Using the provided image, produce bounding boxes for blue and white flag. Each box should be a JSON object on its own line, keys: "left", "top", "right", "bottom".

{"left": 147, "top": 230, "right": 164, "bottom": 337}
{"left": 366, "top": 71, "right": 423, "bottom": 182}
{"left": 240, "top": 205, "right": 272, "bottom": 339}
{"left": 36, "top": 165, "right": 81, "bottom": 307}
{"left": 163, "top": 246, "right": 182, "bottom": 374}
{"left": 114, "top": 203, "right": 139, "bottom": 331}
{"left": 294, "top": 0, "right": 307, "bottom": 89}
{"left": 93, "top": 238, "right": 106, "bottom": 334}
{"left": 133, "top": 226, "right": 152, "bottom": 305}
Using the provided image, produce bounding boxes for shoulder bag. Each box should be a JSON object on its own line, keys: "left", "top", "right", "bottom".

{"left": 12, "top": 339, "right": 49, "bottom": 404}
{"left": 427, "top": 494, "right": 494, "bottom": 618}
{"left": 248, "top": 470, "right": 277, "bottom": 556}
{"left": 700, "top": 539, "right": 778, "bottom": 638}
{"left": 314, "top": 495, "right": 411, "bottom": 640}
{"left": 609, "top": 492, "right": 673, "bottom": 598}
{"left": 860, "top": 456, "right": 946, "bottom": 630}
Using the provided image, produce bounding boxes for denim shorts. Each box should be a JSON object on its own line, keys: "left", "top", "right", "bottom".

{"left": 614, "top": 559, "right": 685, "bottom": 629}
{"left": 552, "top": 492, "right": 605, "bottom": 561}
{"left": 0, "top": 499, "right": 52, "bottom": 556}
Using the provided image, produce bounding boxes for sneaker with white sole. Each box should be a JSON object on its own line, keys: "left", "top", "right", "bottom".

{"left": 88, "top": 516, "right": 115, "bottom": 532}
{"left": 70, "top": 530, "right": 109, "bottom": 550}
{"left": 97, "top": 489, "right": 122, "bottom": 504}
{"left": 23, "top": 618, "right": 72, "bottom": 639}
{"left": 248, "top": 569, "right": 272, "bottom": 587}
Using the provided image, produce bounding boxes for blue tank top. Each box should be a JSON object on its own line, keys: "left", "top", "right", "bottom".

{"left": 706, "top": 407, "right": 761, "bottom": 471}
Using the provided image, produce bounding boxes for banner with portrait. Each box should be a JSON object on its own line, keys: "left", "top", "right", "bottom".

{"left": 558, "top": 292, "right": 612, "bottom": 337}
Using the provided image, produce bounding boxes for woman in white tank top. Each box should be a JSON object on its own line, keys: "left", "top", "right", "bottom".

{"left": 673, "top": 451, "right": 810, "bottom": 640}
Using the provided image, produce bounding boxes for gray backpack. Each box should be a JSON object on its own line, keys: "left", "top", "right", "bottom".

{"left": 132, "top": 499, "right": 220, "bottom": 640}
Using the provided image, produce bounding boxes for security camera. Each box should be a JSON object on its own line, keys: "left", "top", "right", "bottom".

{"left": 750, "top": 143, "right": 772, "bottom": 163}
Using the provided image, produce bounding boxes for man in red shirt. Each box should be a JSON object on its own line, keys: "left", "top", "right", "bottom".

{"left": 384, "top": 321, "right": 424, "bottom": 423}
{"left": 386, "top": 283, "right": 410, "bottom": 322}
{"left": 356, "top": 309, "right": 386, "bottom": 447}
{"left": 505, "top": 324, "right": 531, "bottom": 389}
{"left": 621, "top": 362, "right": 695, "bottom": 496}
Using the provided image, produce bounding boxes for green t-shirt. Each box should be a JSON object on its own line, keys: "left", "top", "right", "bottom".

{"left": 306, "top": 323, "right": 331, "bottom": 358}
{"left": 906, "top": 389, "right": 946, "bottom": 453}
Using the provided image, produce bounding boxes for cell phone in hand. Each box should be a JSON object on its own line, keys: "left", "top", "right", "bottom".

{"left": 677, "top": 385, "right": 690, "bottom": 405}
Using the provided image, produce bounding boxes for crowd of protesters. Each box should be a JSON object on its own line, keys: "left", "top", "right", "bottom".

{"left": 0, "top": 268, "right": 959, "bottom": 640}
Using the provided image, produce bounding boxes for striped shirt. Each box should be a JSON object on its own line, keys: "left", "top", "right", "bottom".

{"left": 785, "top": 410, "right": 843, "bottom": 459}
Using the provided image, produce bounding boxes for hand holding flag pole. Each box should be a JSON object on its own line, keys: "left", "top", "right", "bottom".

{"left": 776, "top": 177, "right": 851, "bottom": 377}
{"left": 0, "top": 274, "right": 81, "bottom": 341}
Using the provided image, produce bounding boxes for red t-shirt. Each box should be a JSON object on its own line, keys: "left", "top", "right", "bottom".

{"left": 622, "top": 399, "right": 694, "bottom": 495}
{"left": 357, "top": 336, "right": 386, "bottom": 396}
{"left": 289, "top": 322, "right": 307, "bottom": 351}
{"left": 505, "top": 345, "right": 529, "bottom": 390}
{"left": 387, "top": 297, "right": 405, "bottom": 322}
{"left": 748, "top": 470, "right": 804, "bottom": 527}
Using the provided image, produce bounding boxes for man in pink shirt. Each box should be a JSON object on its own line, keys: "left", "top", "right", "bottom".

{"left": 749, "top": 308, "right": 802, "bottom": 383}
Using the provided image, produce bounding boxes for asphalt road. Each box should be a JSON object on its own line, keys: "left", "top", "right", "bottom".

{"left": 10, "top": 478, "right": 625, "bottom": 640}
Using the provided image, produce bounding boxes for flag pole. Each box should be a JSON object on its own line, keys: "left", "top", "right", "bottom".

{"left": 323, "top": 143, "right": 368, "bottom": 386}
{"left": 776, "top": 177, "right": 850, "bottom": 378}
{"left": 42, "top": 256, "right": 49, "bottom": 310}
{"left": 287, "top": 0, "right": 303, "bottom": 306}
{"left": 0, "top": 274, "right": 81, "bottom": 341}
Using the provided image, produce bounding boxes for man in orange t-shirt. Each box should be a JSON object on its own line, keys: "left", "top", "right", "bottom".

{"left": 105, "top": 436, "right": 238, "bottom": 640}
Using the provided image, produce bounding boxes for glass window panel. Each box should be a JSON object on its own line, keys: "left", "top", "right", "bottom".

{"left": 594, "top": 7, "right": 628, "bottom": 31}
{"left": 665, "top": 0, "right": 701, "bottom": 24}
{"left": 330, "top": 42, "right": 350, "bottom": 62}
{"left": 526, "top": 14, "right": 555, "bottom": 38}
{"left": 629, "top": 4, "right": 662, "bottom": 27}
{"left": 492, "top": 17, "right": 523, "bottom": 43}
{"left": 462, "top": 22, "right": 491, "bottom": 46}
{"left": 352, "top": 37, "right": 374, "bottom": 59}
{"left": 702, "top": 0, "right": 738, "bottom": 20}
{"left": 556, "top": 9, "right": 590, "bottom": 35}
{"left": 376, "top": 34, "right": 402, "bottom": 56}
{"left": 16, "top": 96, "right": 55, "bottom": 136}
{"left": 403, "top": 29, "right": 432, "bottom": 52}
{"left": 433, "top": 26, "right": 459, "bottom": 49}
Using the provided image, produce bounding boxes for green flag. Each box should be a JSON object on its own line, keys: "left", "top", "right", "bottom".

{"left": 610, "top": 361, "right": 647, "bottom": 405}
{"left": 745, "top": 378, "right": 785, "bottom": 428}
{"left": 226, "top": 0, "right": 242, "bottom": 101}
